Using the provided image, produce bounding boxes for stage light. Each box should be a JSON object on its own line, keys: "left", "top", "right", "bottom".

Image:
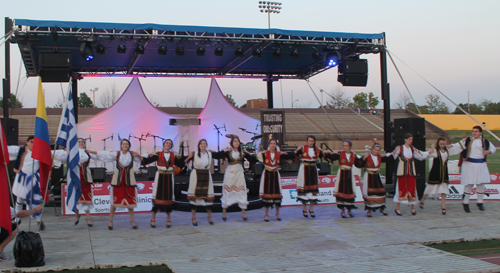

{"left": 311, "top": 49, "right": 320, "bottom": 60}
{"left": 253, "top": 47, "right": 262, "bottom": 57}
{"left": 158, "top": 45, "right": 167, "bottom": 55}
{"left": 326, "top": 52, "right": 340, "bottom": 67}
{"left": 197, "top": 46, "right": 205, "bottom": 56}
{"left": 79, "top": 42, "right": 94, "bottom": 61}
{"left": 235, "top": 46, "right": 244, "bottom": 57}
{"left": 290, "top": 48, "right": 299, "bottom": 58}
{"left": 117, "top": 44, "right": 126, "bottom": 54}
{"left": 136, "top": 44, "right": 145, "bottom": 54}
{"left": 273, "top": 47, "right": 281, "bottom": 58}
{"left": 176, "top": 46, "right": 185, "bottom": 56}
{"left": 214, "top": 46, "right": 224, "bottom": 56}
{"left": 96, "top": 44, "right": 105, "bottom": 55}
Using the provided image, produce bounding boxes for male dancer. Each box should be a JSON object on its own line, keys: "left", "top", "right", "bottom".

{"left": 459, "top": 126, "right": 496, "bottom": 212}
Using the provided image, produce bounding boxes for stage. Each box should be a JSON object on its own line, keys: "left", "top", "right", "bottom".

{"left": 1, "top": 199, "right": 500, "bottom": 273}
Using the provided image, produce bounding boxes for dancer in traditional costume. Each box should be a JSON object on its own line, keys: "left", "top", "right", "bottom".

{"left": 294, "top": 135, "right": 338, "bottom": 218}
{"left": 334, "top": 140, "right": 359, "bottom": 218}
{"left": 459, "top": 125, "right": 496, "bottom": 212}
{"left": 357, "top": 142, "right": 389, "bottom": 217}
{"left": 216, "top": 136, "right": 257, "bottom": 221}
{"left": 257, "top": 138, "right": 294, "bottom": 222}
{"left": 141, "top": 139, "right": 184, "bottom": 228}
{"left": 97, "top": 139, "right": 143, "bottom": 230}
{"left": 8, "top": 136, "right": 45, "bottom": 230}
{"left": 184, "top": 139, "right": 221, "bottom": 226}
{"left": 388, "top": 133, "right": 428, "bottom": 216}
{"left": 53, "top": 138, "right": 98, "bottom": 226}
{"left": 419, "top": 137, "right": 463, "bottom": 215}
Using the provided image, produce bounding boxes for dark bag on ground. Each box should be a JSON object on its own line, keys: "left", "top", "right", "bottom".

{"left": 13, "top": 231, "right": 45, "bottom": 267}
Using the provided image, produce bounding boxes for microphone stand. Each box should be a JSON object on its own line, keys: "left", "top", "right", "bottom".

{"left": 213, "top": 124, "right": 225, "bottom": 173}
{"left": 101, "top": 134, "right": 113, "bottom": 169}
{"left": 145, "top": 133, "right": 166, "bottom": 166}
{"left": 129, "top": 133, "right": 146, "bottom": 155}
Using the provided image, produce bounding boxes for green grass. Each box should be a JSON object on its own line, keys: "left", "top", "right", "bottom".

{"left": 446, "top": 130, "right": 500, "bottom": 143}
{"left": 62, "top": 265, "right": 172, "bottom": 273}
{"left": 428, "top": 240, "right": 500, "bottom": 256}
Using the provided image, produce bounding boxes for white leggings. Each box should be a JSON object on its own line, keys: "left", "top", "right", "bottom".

{"left": 463, "top": 184, "right": 485, "bottom": 204}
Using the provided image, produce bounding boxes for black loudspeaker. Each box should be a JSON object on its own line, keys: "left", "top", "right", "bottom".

{"left": 1, "top": 118, "right": 19, "bottom": 145}
{"left": 147, "top": 166, "right": 157, "bottom": 180}
{"left": 394, "top": 118, "right": 426, "bottom": 137}
{"left": 316, "top": 162, "right": 331, "bottom": 175}
{"left": 338, "top": 59, "right": 368, "bottom": 87}
{"left": 90, "top": 167, "right": 106, "bottom": 182}
{"left": 39, "top": 69, "right": 72, "bottom": 83}
{"left": 39, "top": 51, "right": 72, "bottom": 83}
{"left": 252, "top": 162, "right": 264, "bottom": 176}
{"left": 50, "top": 166, "right": 64, "bottom": 197}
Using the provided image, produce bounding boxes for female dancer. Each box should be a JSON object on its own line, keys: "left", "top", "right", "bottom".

{"left": 358, "top": 142, "right": 389, "bottom": 217}
{"left": 334, "top": 140, "right": 358, "bottom": 218}
{"left": 215, "top": 136, "right": 257, "bottom": 221}
{"left": 294, "top": 135, "right": 338, "bottom": 218}
{"left": 184, "top": 139, "right": 221, "bottom": 226}
{"left": 54, "top": 138, "right": 98, "bottom": 226}
{"left": 98, "top": 139, "right": 143, "bottom": 230}
{"left": 142, "top": 139, "right": 184, "bottom": 228}
{"left": 257, "top": 138, "right": 294, "bottom": 222}
{"left": 388, "top": 133, "right": 428, "bottom": 216}
{"left": 419, "top": 137, "right": 463, "bottom": 214}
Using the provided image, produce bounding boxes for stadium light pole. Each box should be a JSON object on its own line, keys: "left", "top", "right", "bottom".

{"left": 258, "top": 1, "right": 282, "bottom": 29}
{"left": 90, "top": 87, "right": 99, "bottom": 108}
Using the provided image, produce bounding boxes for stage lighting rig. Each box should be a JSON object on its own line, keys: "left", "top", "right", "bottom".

{"left": 214, "top": 45, "right": 224, "bottom": 56}
{"left": 117, "top": 44, "right": 126, "bottom": 54}
{"left": 311, "top": 48, "right": 320, "bottom": 60}
{"left": 253, "top": 47, "right": 262, "bottom": 57}
{"left": 158, "top": 45, "right": 167, "bottom": 55}
{"left": 326, "top": 52, "right": 340, "bottom": 67}
{"left": 290, "top": 47, "right": 299, "bottom": 58}
{"left": 176, "top": 46, "right": 185, "bottom": 56}
{"left": 258, "top": 1, "right": 282, "bottom": 29}
{"left": 136, "top": 44, "right": 145, "bottom": 54}
{"left": 235, "top": 46, "right": 244, "bottom": 57}
{"left": 79, "top": 42, "right": 94, "bottom": 61}
{"left": 197, "top": 46, "right": 206, "bottom": 56}
{"left": 96, "top": 44, "right": 105, "bottom": 55}
{"left": 273, "top": 47, "right": 281, "bottom": 58}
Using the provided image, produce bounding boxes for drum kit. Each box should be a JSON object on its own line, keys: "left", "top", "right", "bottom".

{"left": 224, "top": 133, "right": 263, "bottom": 153}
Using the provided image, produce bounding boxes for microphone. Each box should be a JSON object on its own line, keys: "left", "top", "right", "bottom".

{"left": 214, "top": 124, "right": 217, "bottom": 129}
{"left": 89, "top": 135, "right": 92, "bottom": 143}
{"left": 256, "top": 124, "right": 258, "bottom": 130}
{"left": 224, "top": 123, "right": 226, "bottom": 132}
{"left": 111, "top": 133, "right": 114, "bottom": 141}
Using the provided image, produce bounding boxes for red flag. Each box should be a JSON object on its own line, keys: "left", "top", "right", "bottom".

{"left": 0, "top": 122, "right": 12, "bottom": 236}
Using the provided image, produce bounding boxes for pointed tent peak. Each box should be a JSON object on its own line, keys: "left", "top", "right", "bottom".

{"left": 199, "top": 78, "right": 239, "bottom": 118}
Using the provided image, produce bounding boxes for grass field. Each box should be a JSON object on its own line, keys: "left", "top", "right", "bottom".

{"left": 429, "top": 240, "right": 500, "bottom": 257}
{"left": 65, "top": 265, "right": 172, "bottom": 273}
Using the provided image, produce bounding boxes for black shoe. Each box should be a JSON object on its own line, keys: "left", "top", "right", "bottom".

{"left": 38, "top": 221, "right": 45, "bottom": 231}
{"left": 150, "top": 220, "right": 156, "bottom": 228}
{"left": 75, "top": 214, "right": 81, "bottom": 225}
{"left": 166, "top": 221, "right": 172, "bottom": 228}
{"left": 411, "top": 209, "right": 416, "bottom": 215}
{"left": 302, "top": 210, "right": 308, "bottom": 218}
{"left": 131, "top": 222, "right": 138, "bottom": 229}
{"left": 208, "top": 219, "right": 214, "bottom": 225}
{"left": 309, "top": 211, "right": 315, "bottom": 218}
{"left": 108, "top": 222, "right": 113, "bottom": 230}
{"left": 477, "top": 203, "right": 485, "bottom": 211}
{"left": 441, "top": 208, "right": 447, "bottom": 215}
{"left": 87, "top": 219, "right": 93, "bottom": 227}
{"left": 222, "top": 216, "right": 227, "bottom": 221}
{"left": 394, "top": 209, "right": 402, "bottom": 216}
{"left": 463, "top": 203, "right": 471, "bottom": 213}
{"left": 276, "top": 215, "right": 282, "bottom": 221}
{"left": 242, "top": 216, "right": 248, "bottom": 221}
{"left": 341, "top": 212, "right": 348, "bottom": 218}
{"left": 264, "top": 215, "right": 269, "bottom": 222}
{"left": 192, "top": 218, "right": 198, "bottom": 226}
{"left": 381, "top": 211, "right": 389, "bottom": 216}
{"left": 348, "top": 211, "right": 354, "bottom": 217}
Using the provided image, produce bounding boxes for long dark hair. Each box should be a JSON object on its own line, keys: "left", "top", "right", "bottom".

{"left": 230, "top": 136, "right": 242, "bottom": 154}
{"left": 163, "top": 139, "right": 173, "bottom": 151}
{"left": 436, "top": 137, "right": 447, "bottom": 152}
{"left": 307, "top": 134, "right": 317, "bottom": 158}
{"left": 120, "top": 139, "right": 131, "bottom": 151}
{"left": 198, "top": 139, "right": 207, "bottom": 158}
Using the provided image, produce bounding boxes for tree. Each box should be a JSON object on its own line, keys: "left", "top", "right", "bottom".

{"left": 425, "top": 93, "right": 449, "bottom": 114}
{"left": 452, "top": 103, "right": 482, "bottom": 114}
{"left": 98, "top": 82, "right": 119, "bottom": 108}
{"left": 175, "top": 95, "right": 202, "bottom": 108}
{"left": 240, "top": 103, "right": 247, "bottom": 108}
{"left": 325, "top": 89, "right": 351, "bottom": 109}
{"left": 149, "top": 97, "right": 161, "bottom": 108}
{"left": 0, "top": 94, "right": 23, "bottom": 108}
{"left": 225, "top": 94, "right": 238, "bottom": 108}
{"left": 394, "top": 92, "right": 411, "bottom": 109}
{"left": 351, "top": 92, "right": 379, "bottom": 109}
{"left": 78, "top": 92, "right": 94, "bottom": 108}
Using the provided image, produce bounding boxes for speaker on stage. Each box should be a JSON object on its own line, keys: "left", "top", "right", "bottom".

{"left": 252, "top": 162, "right": 264, "bottom": 176}
{"left": 316, "top": 162, "right": 331, "bottom": 175}
{"left": 1, "top": 118, "right": 19, "bottom": 145}
{"left": 394, "top": 118, "right": 426, "bottom": 137}
{"left": 147, "top": 166, "right": 157, "bottom": 180}
{"left": 90, "top": 167, "right": 106, "bottom": 182}
{"left": 337, "top": 59, "right": 368, "bottom": 87}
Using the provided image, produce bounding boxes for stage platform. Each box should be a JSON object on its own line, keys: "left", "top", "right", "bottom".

{"left": 1, "top": 199, "right": 500, "bottom": 273}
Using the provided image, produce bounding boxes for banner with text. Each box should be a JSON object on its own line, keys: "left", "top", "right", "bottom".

{"left": 260, "top": 109, "right": 285, "bottom": 150}
{"left": 438, "top": 173, "right": 500, "bottom": 201}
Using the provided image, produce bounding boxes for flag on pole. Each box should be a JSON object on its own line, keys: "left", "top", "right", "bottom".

{"left": 32, "top": 77, "right": 52, "bottom": 202}
{"left": 0, "top": 122, "right": 12, "bottom": 236}
{"left": 56, "top": 81, "right": 81, "bottom": 213}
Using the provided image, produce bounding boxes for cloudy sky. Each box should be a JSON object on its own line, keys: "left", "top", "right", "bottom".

{"left": 1, "top": 0, "right": 499, "bottom": 109}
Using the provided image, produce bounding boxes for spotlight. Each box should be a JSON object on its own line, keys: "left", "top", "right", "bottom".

{"left": 197, "top": 46, "right": 205, "bottom": 56}
{"left": 326, "top": 52, "right": 340, "bottom": 67}
{"left": 96, "top": 44, "right": 105, "bottom": 55}
{"left": 290, "top": 48, "right": 299, "bottom": 58}
{"left": 235, "top": 46, "right": 244, "bottom": 57}
{"left": 176, "top": 46, "right": 185, "bottom": 56}
{"left": 311, "top": 49, "right": 320, "bottom": 60}
{"left": 79, "top": 42, "right": 94, "bottom": 61}
{"left": 158, "top": 45, "right": 167, "bottom": 55}
{"left": 273, "top": 47, "right": 281, "bottom": 58}
{"left": 253, "top": 47, "right": 262, "bottom": 57}
{"left": 136, "top": 44, "right": 145, "bottom": 54}
{"left": 117, "top": 44, "right": 126, "bottom": 54}
{"left": 214, "top": 46, "right": 224, "bottom": 56}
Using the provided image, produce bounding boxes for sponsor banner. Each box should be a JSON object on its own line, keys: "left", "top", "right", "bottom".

{"left": 260, "top": 109, "right": 285, "bottom": 150}
{"left": 281, "top": 175, "right": 364, "bottom": 206}
{"left": 438, "top": 173, "right": 500, "bottom": 201}
{"left": 62, "top": 181, "right": 154, "bottom": 216}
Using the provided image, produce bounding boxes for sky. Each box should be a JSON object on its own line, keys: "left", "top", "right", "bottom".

{"left": 1, "top": 0, "right": 499, "bottom": 110}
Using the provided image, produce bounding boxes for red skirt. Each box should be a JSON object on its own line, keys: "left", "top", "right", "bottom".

{"left": 78, "top": 176, "right": 93, "bottom": 205}
{"left": 397, "top": 174, "right": 418, "bottom": 202}
{"left": 112, "top": 169, "right": 137, "bottom": 208}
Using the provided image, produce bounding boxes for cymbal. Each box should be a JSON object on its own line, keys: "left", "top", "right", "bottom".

{"left": 251, "top": 135, "right": 263, "bottom": 140}
{"left": 225, "top": 134, "right": 238, "bottom": 139}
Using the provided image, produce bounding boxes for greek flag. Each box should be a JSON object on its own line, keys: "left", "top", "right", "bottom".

{"left": 56, "top": 82, "right": 81, "bottom": 213}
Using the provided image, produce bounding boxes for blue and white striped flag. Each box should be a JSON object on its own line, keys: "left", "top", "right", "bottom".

{"left": 56, "top": 82, "right": 81, "bottom": 213}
